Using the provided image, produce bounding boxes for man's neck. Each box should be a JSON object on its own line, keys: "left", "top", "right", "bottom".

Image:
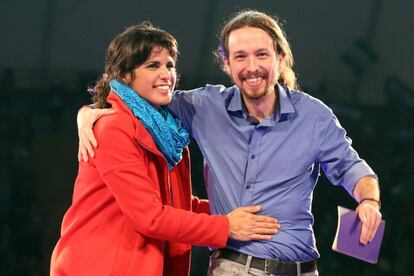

{"left": 243, "top": 88, "right": 278, "bottom": 122}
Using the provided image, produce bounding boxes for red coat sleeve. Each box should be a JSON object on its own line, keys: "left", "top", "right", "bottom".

{"left": 191, "top": 196, "right": 211, "bottom": 214}
{"left": 93, "top": 113, "right": 229, "bottom": 248}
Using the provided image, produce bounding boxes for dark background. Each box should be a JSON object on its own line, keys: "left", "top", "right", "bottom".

{"left": 1, "top": 0, "right": 413, "bottom": 275}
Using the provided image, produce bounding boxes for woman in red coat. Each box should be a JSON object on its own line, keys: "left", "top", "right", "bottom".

{"left": 50, "top": 23, "right": 279, "bottom": 276}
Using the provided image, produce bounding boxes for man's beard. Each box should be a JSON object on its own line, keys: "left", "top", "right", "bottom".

{"left": 240, "top": 86, "right": 272, "bottom": 100}
{"left": 235, "top": 69, "right": 277, "bottom": 100}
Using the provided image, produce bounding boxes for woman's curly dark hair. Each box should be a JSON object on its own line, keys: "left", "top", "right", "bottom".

{"left": 92, "top": 22, "right": 178, "bottom": 108}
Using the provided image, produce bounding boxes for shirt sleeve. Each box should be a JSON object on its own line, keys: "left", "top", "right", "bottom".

{"left": 167, "top": 89, "right": 200, "bottom": 135}
{"left": 315, "top": 108, "right": 377, "bottom": 197}
{"left": 92, "top": 114, "right": 229, "bottom": 248}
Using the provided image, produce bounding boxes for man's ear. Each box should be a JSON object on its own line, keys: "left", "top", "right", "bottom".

{"left": 278, "top": 52, "right": 286, "bottom": 71}
{"left": 278, "top": 51, "right": 286, "bottom": 62}
{"left": 223, "top": 58, "right": 231, "bottom": 75}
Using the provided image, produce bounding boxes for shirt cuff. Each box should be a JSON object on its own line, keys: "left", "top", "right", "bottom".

{"left": 341, "top": 161, "right": 377, "bottom": 198}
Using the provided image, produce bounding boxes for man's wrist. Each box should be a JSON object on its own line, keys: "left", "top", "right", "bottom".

{"left": 359, "top": 198, "right": 381, "bottom": 210}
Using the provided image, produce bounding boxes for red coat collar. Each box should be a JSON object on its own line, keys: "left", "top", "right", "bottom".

{"left": 107, "top": 92, "right": 164, "bottom": 157}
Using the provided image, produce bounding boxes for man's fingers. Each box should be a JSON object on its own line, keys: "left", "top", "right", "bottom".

{"left": 359, "top": 212, "right": 366, "bottom": 224}
{"left": 81, "top": 147, "right": 88, "bottom": 162}
{"left": 85, "top": 128, "right": 98, "bottom": 148}
{"left": 94, "top": 108, "right": 115, "bottom": 122}
{"left": 78, "top": 146, "right": 82, "bottom": 162}
{"left": 97, "top": 108, "right": 115, "bottom": 117}
{"left": 78, "top": 129, "right": 88, "bottom": 162}
{"left": 368, "top": 216, "right": 381, "bottom": 242}
{"left": 79, "top": 136, "right": 89, "bottom": 162}
{"left": 360, "top": 224, "right": 369, "bottom": 244}
{"left": 366, "top": 216, "right": 374, "bottom": 241}
{"left": 357, "top": 204, "right": 382, "bottom": 245}
{"left": 76, "top": 105, "right": 112, "bottom": 162}
{"left": 360, "top": 214, "right": 373, "bottom": 245}
{"left": 83, "top": 134, "right": 95, "bottom": 159}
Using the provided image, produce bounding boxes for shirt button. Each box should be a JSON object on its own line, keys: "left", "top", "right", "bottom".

{"left": 251, "top": 155, "right": 256, "bottom": 159}
{"left": 246, "top": 185, "right": 251, "bottom": 189}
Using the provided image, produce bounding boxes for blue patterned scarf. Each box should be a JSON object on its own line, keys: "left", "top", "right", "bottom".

{"left": 110, "top": 79, "right": 190, "bottom": 171}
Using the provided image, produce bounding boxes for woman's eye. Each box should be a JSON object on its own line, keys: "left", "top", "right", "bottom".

{"left": 148, "top": 64, "right": 158, "bottom": 69}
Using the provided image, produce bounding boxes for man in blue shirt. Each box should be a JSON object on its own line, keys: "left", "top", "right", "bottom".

{"left": 78, "top": 10, "right": 382, "bottom": 276}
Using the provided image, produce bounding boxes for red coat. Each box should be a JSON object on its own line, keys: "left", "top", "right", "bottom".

{"left": 51, "top": 92, "right": 229, "bottom": 276}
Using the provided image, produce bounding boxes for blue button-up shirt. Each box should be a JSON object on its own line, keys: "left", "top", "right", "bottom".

{"left": 168, "top": 84, "right": 376, "bottom": 261}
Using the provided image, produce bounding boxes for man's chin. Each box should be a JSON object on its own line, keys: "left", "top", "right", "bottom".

{"left": 240, "top": 90, "right": 268, "bottom": 101}
{"left": 239, "top": 84, "right": 269, "bottom": 97}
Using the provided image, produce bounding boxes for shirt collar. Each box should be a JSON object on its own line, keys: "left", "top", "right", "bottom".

{"left": 226, "top": 84, "right": 296, "bottom": 124}
{"left": 277, "top": 83, "right": 296, "bottom": 117}
{"left": 227, "top": 85, "right": 244, "bottom": 113}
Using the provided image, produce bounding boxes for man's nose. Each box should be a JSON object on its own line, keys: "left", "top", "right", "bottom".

{"left": 246, "top": 57, "right": 259, "bottom": 72}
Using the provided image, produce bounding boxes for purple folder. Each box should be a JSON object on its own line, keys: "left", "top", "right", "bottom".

{"left": 332, "top": 206, "right": 385, "bottom": 264}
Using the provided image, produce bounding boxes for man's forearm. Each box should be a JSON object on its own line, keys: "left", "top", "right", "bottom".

{"left": 353, "top": 176, "right": 380, "bottom": 207}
